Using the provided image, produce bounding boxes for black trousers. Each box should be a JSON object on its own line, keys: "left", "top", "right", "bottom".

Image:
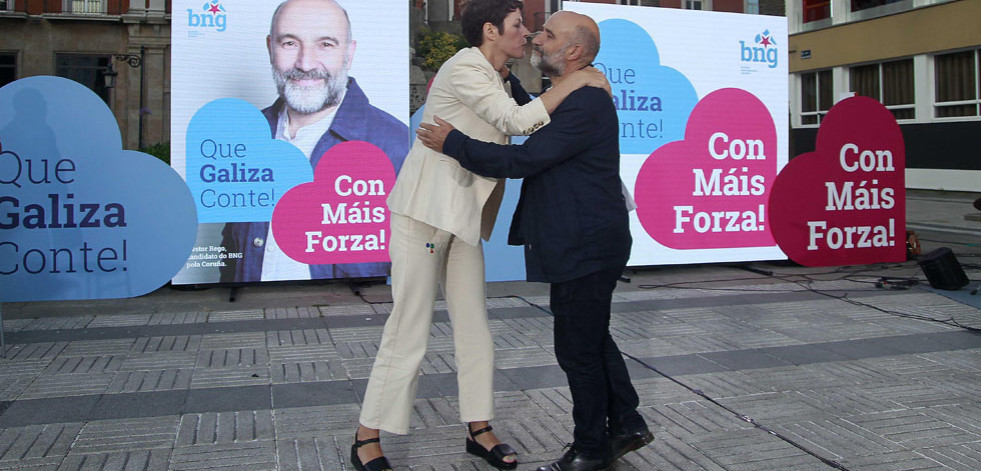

{"left": 550, "top": 265, "right": 646, "bottom": 459}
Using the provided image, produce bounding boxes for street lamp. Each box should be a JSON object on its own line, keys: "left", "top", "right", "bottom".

{"left": 103, "top": 46, "right": 146, "bottom": 149}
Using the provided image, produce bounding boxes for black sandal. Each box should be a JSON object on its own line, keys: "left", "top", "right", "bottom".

{"left": 466, "top": 424, "right": 518, "bottom": 470}
{"left": 351, "top": 433, "right": 393, "bottom": 471}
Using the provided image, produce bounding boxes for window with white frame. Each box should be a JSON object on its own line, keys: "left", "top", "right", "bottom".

{"left": 745, "top": 0, "right": 760, "bottom": 14}
{"left": 934, "top": 49, "right": 979, "bottom": 118}
{"left": 800, "top": 69, "right": 833, "bottom": 125}
{"left": 618, "top": 0, "right": 642, "bottom": 5}
{"left": 684, "top": 0, "right": 705, "bottom": 10}
{"left": 66, "top": 0, "right": 106, "bottom": 14}
{"left": 0, "top": 1, "right": 10, "bottom": 11}
{"left": 849, "top": 58, "right": 915, "bottom": 120}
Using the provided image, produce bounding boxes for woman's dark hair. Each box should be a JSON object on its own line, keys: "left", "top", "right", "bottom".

{"left": 461, "top": 0, "right": 524, "bottom": 47}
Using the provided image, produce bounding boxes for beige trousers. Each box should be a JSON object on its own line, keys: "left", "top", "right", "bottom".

{"left": 359, "top": 213, "right": 495, "bottom": 434}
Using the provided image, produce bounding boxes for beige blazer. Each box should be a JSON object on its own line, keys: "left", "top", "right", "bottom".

{"left": 387, "top": 47, "right": 549, "bottom": 246}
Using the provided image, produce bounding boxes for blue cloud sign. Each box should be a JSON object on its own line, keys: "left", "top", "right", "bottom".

{"left": 185, "top": 98, "right": 313, "bottom": 223}
{"left": 594, "top": 19, "right": 698, "bottom": 154}
{"left": 0, "top": 76, "right": 198, "bottom": 302}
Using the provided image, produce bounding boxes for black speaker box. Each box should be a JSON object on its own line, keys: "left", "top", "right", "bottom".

{"left": 917, "top": 247, "right": 969, "bottom": 290}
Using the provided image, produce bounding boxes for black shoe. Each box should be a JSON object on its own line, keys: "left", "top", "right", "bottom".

{"left": 350, "top": 433, "right": 392, "bottom": 471}
{"left": 466, "top": 424, "right": 518, "bottom": 470}
{"left": 536, "top": 445, "right": 609, "bottom": 471}
{"left": 608, "top": 428, "right": 654, "bottom": 461}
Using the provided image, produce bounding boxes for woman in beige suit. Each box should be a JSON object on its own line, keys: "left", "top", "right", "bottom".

{"left": 352, "top": 1, "right": 608, "bottom": 470}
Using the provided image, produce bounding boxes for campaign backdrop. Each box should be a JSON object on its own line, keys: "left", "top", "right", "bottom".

{"left": 770, "top": 96, "right": 907, "bottom": 266}
{"left": 565, "top": 3, "right": 788, "bottom": 266}
{"left": 0, "top": 76, "right": 197, "bottom": 302}
{"left": 171, "top": 0, "right": 409, "bottom": 284}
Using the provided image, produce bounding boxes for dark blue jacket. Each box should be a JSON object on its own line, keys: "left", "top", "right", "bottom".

{"left": 442, "top": 86, "right": 631, "bottom": 283}
{"left": 220, "top": 77, "right": 409, "bottom": 282}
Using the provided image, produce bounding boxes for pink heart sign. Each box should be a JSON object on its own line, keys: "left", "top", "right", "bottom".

{"left": 769, "top": 96, "right": 906, "bottom": 266}
{"left": 635, "top": 88, "right": 778, "bottom": 249}
{"left": 271, "top": 140, "right": 396, "bottom": 264}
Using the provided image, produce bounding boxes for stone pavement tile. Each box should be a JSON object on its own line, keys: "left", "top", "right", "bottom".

{"left": 195, "top": 348, "right": 270, "bottom": 368}
{"left": 176, "top": 410, "right": 274, "bottom": 446}
{"left": 341, "top": 357, "right": 375, "bottom": 380}
{"left": 0, "top": 457, "right": 61, "bottom": 470}
{"left": 207, "top": 310, "right": 265, "bottom": 323}
{"left": 768, "top": 417, "right": 903, "bottom": 459}
{"left": 838, "top": 450, "right": 948, "bottom": 470}
{"left": 716, "top": 391, "right": 832, "bottom": 425}
{"left": 266, "top": 328, "right": 332, "bottom": 347}
{"left": 276, "top": 436, "right": 344, "bottom": 471}
{"left": 660, "top": 334, "right": 740, "bottom": 355}
{"left": 87, "top": 314, "right": 153, "bottom": 329}
{"left": 270, "top": 360, "right": 346, "bottom": 383}
{"left": 733, "top": 365, "right": 850, "bottom": 393}
{"left": 622, "top": 433, "right": 726, "bottom": 471}
{"left": 199, "top": 332, "right": 267, "bottom": 351}
{"left": 698, "top": 349, "right": 793, "bottom": 371}
{"left": 755, "top": 343, "right": 853, "bottom": 366}
{"left": 917, "top": 441, "right": 981, "bottom": 471}
{"left": 647, "top": 399, "right": 753, "bottom": 437}
{"left": 106, "top": 369, "right": 193, "bottom": 394}
{"left": 492, "top": 347, "right": 556, "bottom": 369}
{"left": 0, "top": 396, "right": 99, "bottom": 428}
{"left": 922, "top": 403, "right": 981, "bottom": 436}
{"left": 846, "top": 409, "right": 981, "bottom": 449}
{"left": 684, "top": 428, "right": 830, "bottom": 471}
{"left": 16, "top": 317, "right": 93, "bottom": 331}
{"left": 804, "top": 360, "right": 906, "bottom": 385}
{"left": 90, "top": 391, "right": 187, "bottom": 421}
{"left": 130, "top": 336, "right": 201, "bottom": 354}
{"left": 267, "top": 344, "right": 342, "bottom": 364}
{"left": 919, "top": 349, "right": 981, "bottom": 373}
{"left": 146, "top": 312, "right": 209, "bottom": 325}
{"left": 265, "top": 307, "right": 321, "bottom": 320}
{"left": 498, "top": 365, "right": 568, "bottom": 391}
{"left": 71, "top": 417, "right": 180, "bottom": 454}
{"left": 19, "top": 373, "right": 114, "bottom": 399}
{"left": 272, "top": 381, "right": 361, "bottom": 410}
{"left": 190, "top": 366, "right": 271, "bottom": 389}
{"left": 522, "top": 388, "right": 573, "bottom": 418}
{"left": 44, "top": 355, "right": 123, "bottom": 375}
{"left": 62, "top": 340, "right": 134, "bottom": 357}
{"left": 856, "top": 380, "right": 965, "bottom": 409}
{"left": 673, "top": 371, "right": 777, "bottom": 399}
{"left": 795, "top": 386, "right": 906, "bottom": 416}
{"left": 0, "top": 423, "right": 82, "bottom": 463}
{"left": 273, "top": 404, "right": 359, "bottom": 440}
{"left": 170, "top": 441, "right": 277, "bottom": 471}
{"left": 119, "top": 352, "right": 197, "bottom": 372}
{"left": 0, "top": 375, "right": 33, "bottom": 401}
{"left": 185, "top": 385, "right": 271, "bottom": 414}
{"left": 640, "top": 354, "right": 727, "bottom": 376}
{"left": 56, "top": 448, "right": 171, "bottom": 471}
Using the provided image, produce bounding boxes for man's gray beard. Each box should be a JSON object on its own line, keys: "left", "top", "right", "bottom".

{"left": 273, "top": 67, "right": 348, "bottom": 115}
{"left": 531, "top": 47, "right": 566, "bottom": 78}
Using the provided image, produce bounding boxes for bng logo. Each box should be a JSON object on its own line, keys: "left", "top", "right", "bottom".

{"left": 188, "top": 1, "right": 227, "bottom": 32}
{"left": 740, "top": 30, "right": 777, "bottom": 69}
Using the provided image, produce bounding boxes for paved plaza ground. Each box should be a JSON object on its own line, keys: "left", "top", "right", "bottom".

{"left": 1, "top": 190, "right": 979, "bottom": 470}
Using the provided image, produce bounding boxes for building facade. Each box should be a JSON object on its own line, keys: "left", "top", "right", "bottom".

{"left": 787, "top": 0, "right": 981, "bottom": 191}
{"left": 0, "top": 0, "right": 170, "bottom": 151}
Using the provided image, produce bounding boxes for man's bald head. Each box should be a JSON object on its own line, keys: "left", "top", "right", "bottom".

{"left": 532, "top": 10, "right": 601, "bottom": 78}
{"left": 270, "top": 0, "right": 352, "bottom": 43}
